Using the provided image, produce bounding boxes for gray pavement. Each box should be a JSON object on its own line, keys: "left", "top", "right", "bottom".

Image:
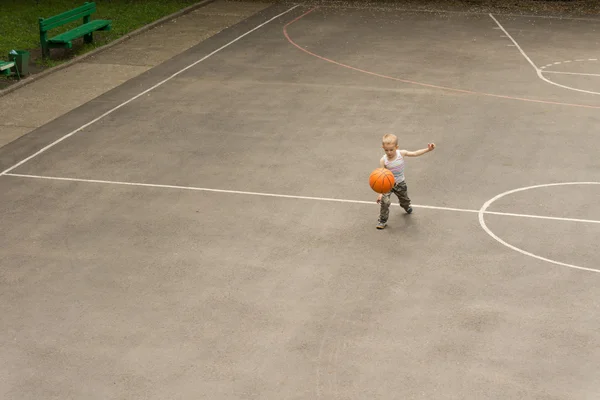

{"left": 1, "top": 3, "right": 600, "bottom": 400}
{"left": 0, "top": 0, "right": 272, "bottom": 148}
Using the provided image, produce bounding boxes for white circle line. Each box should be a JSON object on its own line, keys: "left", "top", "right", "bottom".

{"left": 539, "top": 59, "right": 600, "bottom": 78}
{"left": 478, "top": 182, "right": 600, "bottom": 274}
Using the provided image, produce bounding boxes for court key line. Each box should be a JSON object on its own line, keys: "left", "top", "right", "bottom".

{"left": 5, "top": 173, "right": 600, "bottom": 227}
{"left": 489, "top": 14, "right": 600, "bottom": 96}
{"left": 283, "top": 7, "right": 600, "bottom": 109}
{"left": 0, "top": 4, "right": 300, "bottom": 177}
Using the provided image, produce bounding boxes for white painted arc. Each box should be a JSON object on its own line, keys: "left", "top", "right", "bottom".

{"left": 478, "top": 182, "right": 600, "bottom": 274}
{"left": 479, "top": 216, "right": 600, "bottom": 273}
{"left": 489, "top": 13, "right": 600, "bottom": 96}
{"left": 542, "top": 59, "right": 599, "bottom": 69}
{"left": 0, "top": 4, "right": 300, "bottom": 176}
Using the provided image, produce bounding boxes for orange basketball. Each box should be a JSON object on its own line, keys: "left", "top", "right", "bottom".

{"left": 369, "top": 168, "right": 395, "bottom": 194}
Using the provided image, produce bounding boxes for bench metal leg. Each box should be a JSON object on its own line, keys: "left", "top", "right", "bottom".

{"left": 83, "top": 14, "right": 93, "bottom": 44}
{"left": 39, "top": 20, "right": 50, "bottom": 59}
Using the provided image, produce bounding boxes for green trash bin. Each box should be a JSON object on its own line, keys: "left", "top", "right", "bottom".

{"left": 9, "top": 50, "right": 30, "bottom": 76}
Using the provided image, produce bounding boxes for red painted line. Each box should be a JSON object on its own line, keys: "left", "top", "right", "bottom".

{"left": 283, "top": 7, "right": 600, "bottom": 110}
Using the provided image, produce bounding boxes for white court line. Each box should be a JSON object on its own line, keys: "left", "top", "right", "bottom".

{"left": 5, "top": 173, "right": 600, "bottom": 227}
{"left": 489, "top": 13, "right": 600, "bottom": 96}
{"left": 0, "top": 4, "right": 300, "bottom": 177}
{"left": 542, "top": 70, "right": 600, "bottom": 78}
{"left": 484, "top": 210, "right": 600, "bottom": 225}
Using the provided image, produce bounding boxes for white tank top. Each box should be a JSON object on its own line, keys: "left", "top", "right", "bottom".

{"left": 384, "top": 150, "right": 405, "bottom": 183}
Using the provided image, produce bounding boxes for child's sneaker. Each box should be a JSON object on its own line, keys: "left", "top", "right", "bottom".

{"left": 406, "top": 207, "right": 413, "bottom": 214}
{"left": 376, "top": 220, "right": 387, "bottom": 229}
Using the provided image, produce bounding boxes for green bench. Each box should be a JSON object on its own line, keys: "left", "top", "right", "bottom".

{"left": 39, "top": 2, "right": 111, "bottom": 58}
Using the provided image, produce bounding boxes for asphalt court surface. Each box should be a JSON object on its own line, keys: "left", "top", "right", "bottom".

{"left": 1, "top": 3, "right": 600, "bottom": 399}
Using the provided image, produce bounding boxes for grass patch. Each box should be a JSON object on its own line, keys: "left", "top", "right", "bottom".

{"left": 0, "top": 0, "right": 201, "bottom": 63}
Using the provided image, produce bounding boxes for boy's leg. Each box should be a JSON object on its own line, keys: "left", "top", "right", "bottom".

{"left": 377, "top": 192, "right": 392, "bottom": 228}
{"left": 394, "top": 181, "right": 412, "bottom": 213}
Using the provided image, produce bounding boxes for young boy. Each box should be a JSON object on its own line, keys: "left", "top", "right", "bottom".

{"left": 376, "top": 133, "right": 435, "bottom": 229}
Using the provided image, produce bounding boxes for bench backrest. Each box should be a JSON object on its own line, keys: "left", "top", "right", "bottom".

{"left": 39, "top": 2, "right": 97, "bottom": 32}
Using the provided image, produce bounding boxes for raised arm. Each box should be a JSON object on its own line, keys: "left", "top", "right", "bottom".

{"left": 400, "top": 143, "right": 435, "bottom": 157}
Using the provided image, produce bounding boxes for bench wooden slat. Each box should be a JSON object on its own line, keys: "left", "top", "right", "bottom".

{"left": 0, "top": 61, "right": 15, "bottom": 71}
{"left": 39, "top": 2, "right": 96, "bottom": 31}
{"left": 0, "top": 61, "right": 15, "bottom": 76}
{"left": 48, "top": 20, "right": 111, "bottom": 44}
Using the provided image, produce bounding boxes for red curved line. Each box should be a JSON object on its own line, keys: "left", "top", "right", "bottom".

{"left": 283, "top": 7, "right": 600, "bottom": 110}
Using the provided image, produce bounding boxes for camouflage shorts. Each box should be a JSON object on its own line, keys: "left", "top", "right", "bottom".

{"left": 378, "top": 180, "right": 411, "bottom": 223}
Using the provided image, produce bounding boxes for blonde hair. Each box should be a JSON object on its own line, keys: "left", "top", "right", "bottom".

{"left": 382, "top": 133, "right": 398, "bottom": 146}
